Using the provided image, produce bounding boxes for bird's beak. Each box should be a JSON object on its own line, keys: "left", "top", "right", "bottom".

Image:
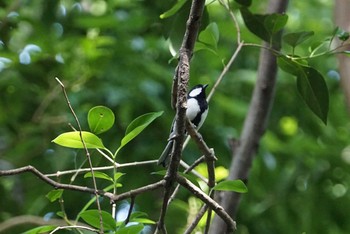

{"left": 203, "top": 84, "right": 209, "bottom": 89}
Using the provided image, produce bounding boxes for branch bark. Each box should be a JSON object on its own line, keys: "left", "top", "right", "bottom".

{"left": 334, "top": 0, "right": 350, "bottom": 113}
{"left": 157, "top": 0, "right": 206, "bottom": 232}
{"left": 209, "top": 0, "right": 289, "bottom": 233}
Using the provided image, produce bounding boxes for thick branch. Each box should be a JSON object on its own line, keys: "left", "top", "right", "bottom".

{"left": 157, "top": 0, "right": 206, "bottom": 232}
{"left": 209, "top": 0, "right": 289, "bottom": 233}
{"left": 335, "top": 0, "right": 350, "bottom": 113}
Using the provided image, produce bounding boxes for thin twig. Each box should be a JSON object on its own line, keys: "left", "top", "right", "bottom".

{"left": 50, "top": 225, "right": 98, "bottom": 234}
{"left": 55, "top": 77, "right": 104, "bottom": 233}
{"left": 184, "top": 204, "right": 208, "bottom": 234}
{"left": 45, "top": 160, "right": 158, "bottom": 177}
{"left": 124, "top": 196, "right": 135, "bottom": 224}
{"left": 0, "top": 215, "right": 92, "bottom": 233}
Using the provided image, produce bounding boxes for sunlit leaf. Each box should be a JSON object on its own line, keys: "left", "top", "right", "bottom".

{"left": 52, "top": 131, "right": 105, "bottom": 149}
{"left": 117, "top": 111, "right": 163, "bottom": 152}
{"left": 46, "top": 189, "right": 63, "bottom": 202}
{"left": 88, "top": 106, "right": 115, "bottom": 134}
{"left": 80, "top": 210, "right": 116, "bottom": 231}
{"left": 114, "top": 172, "right": 125, "bottom": 181}
{"left": 213, "top": 180, "right": 248, "bottom": 193}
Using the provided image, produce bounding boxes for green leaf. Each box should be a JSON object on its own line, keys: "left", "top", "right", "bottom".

{"left": 52, "top": 131, "right": 105, "bottom": 149}
{"left": 240, "top": 8, "right": 270, "bottom": 42}
{"left": 115, "top": 172, "right": 125, "bottom": 181}
{"left": 277, "top": 56, "right": 329, "bottom": 124}
{"left": 213, "top": 180, "right": 248, "bottom": 193}
{"left": 80, "top": 210, "right": 116, "bottom": 231}
{"left": 84, "top": 171, "right": 113, "bottom": 182}
{"left": 116, "top": 224, "right": 144, "bottom": 234}
{"left": 114, "top": 172, "right": 125, "bottom": 188}
{"left": 132, "top": 218, "right": 156, "bottom": 224}
{"left": 264, "top": 13, "right": 288, "bottom": 34}
{"left": 198, "top": 22, "right": 219, "bottom": 49}
{"left": 296, "top": 66, "right": 329, "bottom": 124}
{"left": 195, "top": 22, "right": 219, "bottom": 54}
{"left": 88, "top": 106, "right": 115, "bottom": 134}
{"left": 56, "top": 211, "right": 64, "bottom": 218}
{"left": 277, "top": 56, "right": 301, "bottom": 76}
{"left": 160, "top": 0, "right": 188, "bottom": 19}
{"left": 130, "top": 211, "right": 156, "bottom": 224}
{"left": 151, "top": 170, "right": 167, "bottom": 176}
{"left": 45, "top": 189, "right": 63, "bottom": 202}
{"left": 22, "top": 225, "right": 57, "bottom": 234}
{"left": 283, "top": 31, "right": 314, "bottom": 48}
{"left": 234, "top": 0, "right": 252, "bottom": 7}
{"left": 117, "top": 111, "right": 163, "bottom": 153}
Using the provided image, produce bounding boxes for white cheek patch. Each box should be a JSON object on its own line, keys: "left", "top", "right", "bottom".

{"left": 186, "top": 98, "right": 200, "bottom": 121}
{"left": 188, "top": 87, "right": 202, "bottom": 97}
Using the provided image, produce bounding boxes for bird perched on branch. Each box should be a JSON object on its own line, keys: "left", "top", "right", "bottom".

{"left": 157, "top": 84, "right": 209, "bottom": 167}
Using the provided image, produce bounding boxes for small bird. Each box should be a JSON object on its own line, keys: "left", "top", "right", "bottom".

{"left": 157, "top": 84, "right": 209, "bottom": 167}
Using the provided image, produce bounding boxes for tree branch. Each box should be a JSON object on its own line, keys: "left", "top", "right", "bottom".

{"left": 176, "top": 174, "right": 236, "bottom": 233}
{"left": 0, "top": 215, "right": 94, "bottom": 233}
{"left": 157, "top": 0, "right": 206, "bottom": 232}
{"left": 0, "top": 166, "right": 165, "bottom": 202}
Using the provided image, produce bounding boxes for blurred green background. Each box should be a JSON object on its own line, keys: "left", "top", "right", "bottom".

{"left": 1, "top": 0, "right": 349, "bottom": 233}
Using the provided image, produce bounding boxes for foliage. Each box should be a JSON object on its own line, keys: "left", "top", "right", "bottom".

{"left": 1, "top": 0, "right": 350, "bottom": 233}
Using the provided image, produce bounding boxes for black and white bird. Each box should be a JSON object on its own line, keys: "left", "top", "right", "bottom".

{"left": 157, "top": 84, "right": 209, "bottom": 167}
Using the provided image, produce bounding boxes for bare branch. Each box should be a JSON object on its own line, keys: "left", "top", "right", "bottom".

{"left": 50, "top": 225, "right": 98, "bottom": 234}
{"left": 176, "top": 174, "right": 236, "bottom": 233}
{"left": 157, "top": 0, "right": 207, "bottom": 232}
{"left": 0, "top": 215, "right": 93, "bottom": 233}
{"left": 0, "top": 166, "right": 165, "bottom": 203}
{"left": 45, "top": 160, "right": 158, "bottom": 177}
{"left": 0, "top": 166, "right": 113, "bottom": 197}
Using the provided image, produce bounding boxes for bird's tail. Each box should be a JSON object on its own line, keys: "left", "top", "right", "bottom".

{"left": 157, "top": 140, "right": 174, "bottom": 167}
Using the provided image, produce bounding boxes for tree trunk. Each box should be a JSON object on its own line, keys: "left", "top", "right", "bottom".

{"left": 335, "top": 0, "right": 350, "bottom": 113}
{"left": 209, "top": 0, "right": 289, "bottom": 233}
